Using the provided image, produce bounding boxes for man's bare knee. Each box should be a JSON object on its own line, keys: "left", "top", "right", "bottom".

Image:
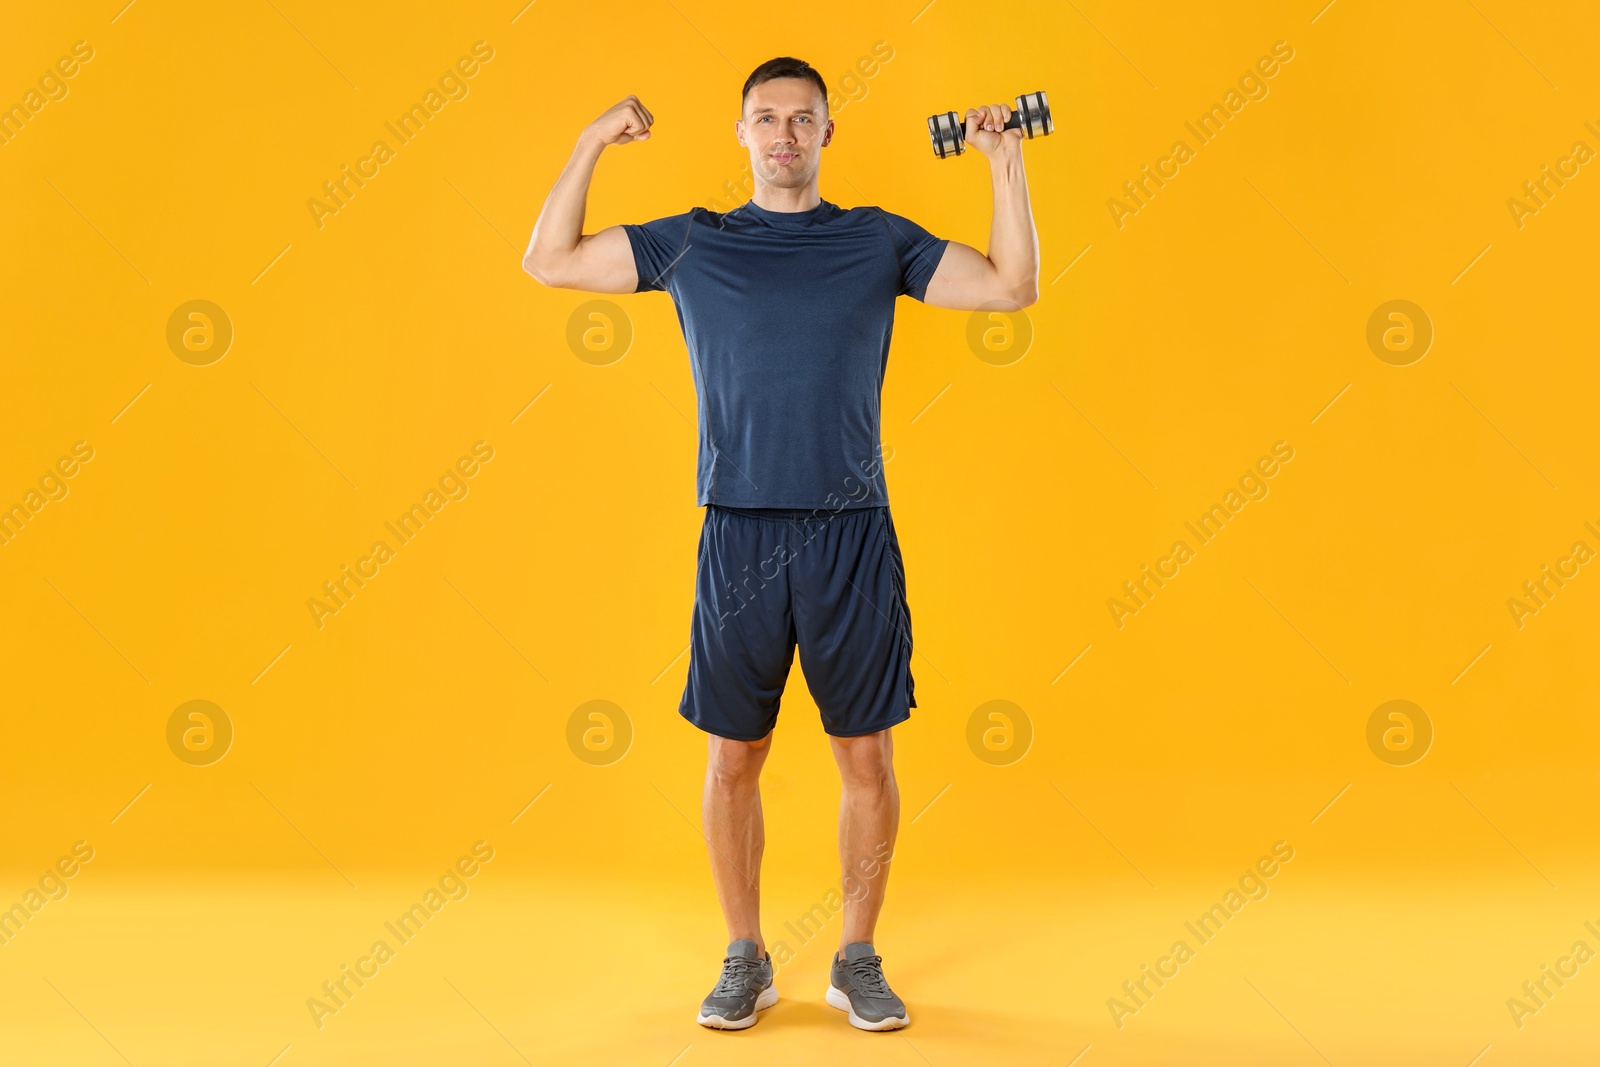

{"left": 708, "top": 732, "right": 772, "bottom": 786}
{"left": 830, "top": 729, "right": 894, "bottom": 789}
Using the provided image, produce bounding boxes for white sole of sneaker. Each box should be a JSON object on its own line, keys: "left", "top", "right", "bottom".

{"left": 826, "top": 984, "right": 909, "bottom": 1030}
{"left": 697, "top": 983, "right": 778, "bottom": 1030}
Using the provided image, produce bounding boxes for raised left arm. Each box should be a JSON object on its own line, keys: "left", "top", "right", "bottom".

{"left": 922, "top": 103, "right": 1041, "bottom": 312}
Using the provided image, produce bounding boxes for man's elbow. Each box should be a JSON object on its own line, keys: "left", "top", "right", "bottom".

{"left": 1012, "top": 268, "right": 1040, "bottom": 307}
{"left": 990, "top": 281, "right": 1038, "bottom": 310}
{"left": 521, "top": 251, "right": 567, "bottom": 288}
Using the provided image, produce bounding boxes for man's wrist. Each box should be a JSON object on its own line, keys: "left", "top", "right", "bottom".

{"left": 985, "top": 143, "right": 1024, "bottom": 171}
{"left": 988, "top": 146, "right": 1025, "bottom": 180}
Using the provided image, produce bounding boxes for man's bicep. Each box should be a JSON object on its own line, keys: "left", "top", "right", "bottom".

{"left": 559, "top": 225, "right": 640, "bottom": 294}
{"left": 919, "top": 240, "right": 1016, "bottom": 311}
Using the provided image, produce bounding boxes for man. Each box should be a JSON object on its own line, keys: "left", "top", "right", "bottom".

{"left": 523, "top": 56, "right": 1039, "bottom": 1031}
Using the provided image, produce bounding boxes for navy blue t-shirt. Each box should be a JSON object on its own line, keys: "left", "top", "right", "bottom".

{"left": 623, "top": 198, "right": 949, "bottom": 509}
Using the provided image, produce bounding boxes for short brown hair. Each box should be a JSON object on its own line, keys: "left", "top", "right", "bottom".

{"left": 741, "top": 57, "right": 828, "bottom": 116}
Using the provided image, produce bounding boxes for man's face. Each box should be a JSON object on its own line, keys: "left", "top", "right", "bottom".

{"left": 737, "top": 77, "right": 832, "bottom": 190}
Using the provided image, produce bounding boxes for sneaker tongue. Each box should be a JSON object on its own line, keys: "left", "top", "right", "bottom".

{"left": 727, "top": 939, "right": 761, "bottom": 958}
{"left": 843, "top": 942, "right": 876, "bottom": 961}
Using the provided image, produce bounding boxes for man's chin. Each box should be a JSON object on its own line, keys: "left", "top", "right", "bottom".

{"left": 755, "top": 165, "right": 811, "bottom": 188}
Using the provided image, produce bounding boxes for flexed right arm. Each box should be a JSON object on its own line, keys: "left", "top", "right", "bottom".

{"left": 522, "top": 95, "right": 655, "bottom": 293}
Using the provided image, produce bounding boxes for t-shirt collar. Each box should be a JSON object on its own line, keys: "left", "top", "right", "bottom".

{"left": 739, "top": 197, "right": 834, "bottom": 227}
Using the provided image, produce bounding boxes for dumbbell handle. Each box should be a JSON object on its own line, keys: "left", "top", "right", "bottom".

{"left": 955, "top": 108, "right": 1025, "bottom": 132}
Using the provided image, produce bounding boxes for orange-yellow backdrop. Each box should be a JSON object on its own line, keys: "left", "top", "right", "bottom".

{"left": 2, "top": 0, "right": 1598, "bottom": 1064}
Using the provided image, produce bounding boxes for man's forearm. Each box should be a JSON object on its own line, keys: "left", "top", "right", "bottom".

{"left": 524, "top": 134, "right": 605, "bottom": 269}
{"left": 986, "top": 148, "right": 1039, "bottom": 301}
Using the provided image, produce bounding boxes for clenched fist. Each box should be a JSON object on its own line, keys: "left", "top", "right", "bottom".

{"left": 962, "top": 102, "right": 1022, "bottom": 159}
{"left": 586, "top": 95, "right": 655, "bottom": 148}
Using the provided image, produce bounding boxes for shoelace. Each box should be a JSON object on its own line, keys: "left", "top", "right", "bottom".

{"left": 712, "top": 955, "right": 763, "bottom": 997}
{"left": 844, "top": 954, "right": 892, "bottom": 998}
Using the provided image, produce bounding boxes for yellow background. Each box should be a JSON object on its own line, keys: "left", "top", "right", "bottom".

{"left": 3, "top": 0, "right": 1598, "bottom": 1063}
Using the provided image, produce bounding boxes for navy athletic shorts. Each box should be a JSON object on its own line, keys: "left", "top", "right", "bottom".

{"left": 679, "top": 504, "right": 917, "bottom": 741}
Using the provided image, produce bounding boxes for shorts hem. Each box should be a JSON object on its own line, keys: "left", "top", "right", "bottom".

{"left": 680, "top": 705, "right": 775, "bottom": 742}
{"left": 823, "top": 710, "right": 911, "bottom": 739}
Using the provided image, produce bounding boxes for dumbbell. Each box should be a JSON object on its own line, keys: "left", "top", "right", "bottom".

{"left": 927, "top": 90, "right": 1052, "bottom": 159}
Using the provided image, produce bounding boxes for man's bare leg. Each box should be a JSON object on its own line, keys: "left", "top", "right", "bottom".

{"left": 702, "top": 730, "right": 773, "bottom": 954}
{"left": 829, "top": 727, "right": 900, "bottom": 949}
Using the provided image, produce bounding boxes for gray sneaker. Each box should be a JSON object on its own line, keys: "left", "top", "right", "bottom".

{"left": 696, "top": 939, "right": 778, "bottom": 1029}
{"left": 826, "top": 941, "right": 909, "bottom": 1030}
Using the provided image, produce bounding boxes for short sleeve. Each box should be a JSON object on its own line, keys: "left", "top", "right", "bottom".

{"left": 622, "top": 211, "right": 696, "bottom": 293}
{"left": 876, "top": 209, "right": 950, "bottom": 302}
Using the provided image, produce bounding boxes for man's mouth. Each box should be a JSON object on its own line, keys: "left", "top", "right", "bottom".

{"left": 770, "top": 152, "right": 796, "bottom": 163}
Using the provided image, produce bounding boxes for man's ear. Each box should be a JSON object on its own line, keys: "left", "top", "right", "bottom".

{"left": 822, "top": 119, "right": 834, "bottom": 147}
{"left": 735, "top": 119, "right": 746, "bottom": 147}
